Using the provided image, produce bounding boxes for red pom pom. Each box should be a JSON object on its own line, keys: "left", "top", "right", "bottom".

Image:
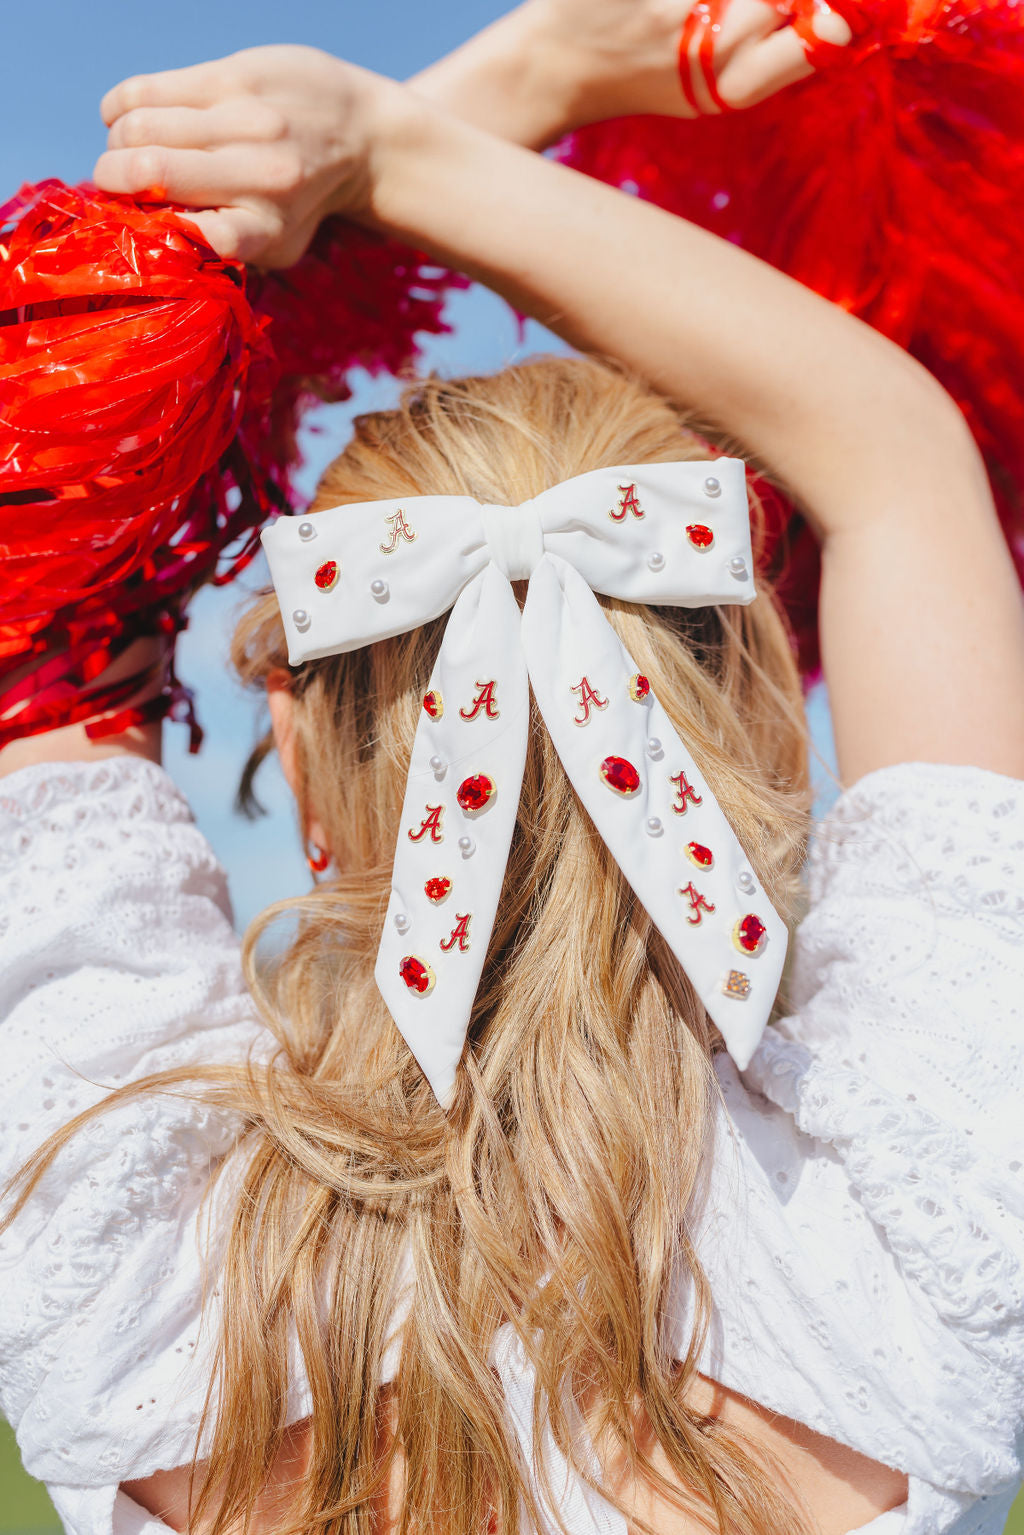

{"left": 0, "top": 182, "right": 461, "bottom": 746}
{"left": 563, "top": 0, "right": 1024, "bottom": 674}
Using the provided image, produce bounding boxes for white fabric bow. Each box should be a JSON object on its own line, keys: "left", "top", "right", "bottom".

{"left": 262, "top": 459, "right": 786, "bottom": 1106}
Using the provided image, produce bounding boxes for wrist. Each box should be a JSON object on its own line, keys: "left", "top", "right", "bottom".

{"left": 326, "top": 71, "right": 430, "bottom": 221}
{"left": 358, "top": 86, "right": 460, "bottom": 233}
{"left": 407, "top": 3, "right": 587, "bottom": 150}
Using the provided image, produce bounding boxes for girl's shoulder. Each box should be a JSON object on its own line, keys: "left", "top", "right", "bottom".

{"left": 0, "top": 756, "right": 271, "bottom": 1519}
{"left": 804, "top": 759, "right": 1023, "bottom": 916}
{"left": 691, "top": 760, "right": 1024, "bottom": 1502}
{"left": 781, "top": 758, "right": 1024, "bottom": 1143}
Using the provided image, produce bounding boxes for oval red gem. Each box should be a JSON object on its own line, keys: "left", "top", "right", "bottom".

{"left": 629, "top": 673, "right": 651, "bottom": 702}
{"left": 686, "top": 524, "right": 714, "bottom": 551}
{"left": 457, "top": 773, "right": 496, "bottom": 812}
{"left": 399, "top": 955, "right": 435, "bottom": 995}
{"left": 734, "top": 913, "right": 767, "bottom": 955}
{"left": 599, "top": 756, "right": 641, "bottom": 796}
{"left": 314, "top": 559, "right": 339, "bottom": 591}
{"left": 423, "top": 689, "right": 443, "bottom": 720}
{"left": 686, "top": 842, "right": 714, "bottom": 869}
{"left": 424, "top": 876, "right": 452, "bottom": 902}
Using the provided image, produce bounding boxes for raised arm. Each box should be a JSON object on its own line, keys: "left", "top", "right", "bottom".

{"left": 94, "top": 51, "right": 1024, "bottom": 785}
{"left": 406, "top": 0, "right": 827, "bottom": 147}
{"left": 367, "top": 100, "right": 1024, "bottom": 784}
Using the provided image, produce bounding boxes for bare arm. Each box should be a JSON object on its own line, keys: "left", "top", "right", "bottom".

{"left": 63, "top": 50, "right": 1024, "bottom": 790}
{"left": 363, "top": 97, "right": 1024, "bottom": 783}
{"left": 407, "top": 0, "right": 833, "bottom": 146}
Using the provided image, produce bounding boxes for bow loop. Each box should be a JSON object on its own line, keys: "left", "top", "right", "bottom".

{"left": 263, "top": 458, "right": 785, "bottom": 1108}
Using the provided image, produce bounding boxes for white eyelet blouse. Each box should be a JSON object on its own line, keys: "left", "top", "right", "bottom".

{"left": 0, "top": 756, "right": 1021, "bottom": 1535}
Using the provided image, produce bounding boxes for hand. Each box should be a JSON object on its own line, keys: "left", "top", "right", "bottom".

{"left": 410, "top": 0, "right": 851, "bottom": 148}
{"left": 95, "top": 45, "right": 404, "bottom": 267}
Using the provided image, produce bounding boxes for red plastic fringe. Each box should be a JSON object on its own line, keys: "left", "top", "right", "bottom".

{"left": 564, "top": 0, "right": 1024, "bottom": 672}
{"left": 0, "top": 181, "right": 461, "bottom": 747}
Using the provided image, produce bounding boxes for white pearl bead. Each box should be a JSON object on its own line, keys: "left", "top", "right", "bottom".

{"left": 429, "top": 754, "right": 445, "bottom": 775}
{"left": 729, "top": 555, "right": 749, "bottom": 580}
{"left": 703, "top": 476, "right": 722, "bottom": 498}
{"left": 647, "top": 552, "right": 665, "bottom": 572}
{"left": 458, "top": 835, "right": 475, "bottom": 857}
{"left": 394, "top": 913, "right": 411, "bottom": 934}
{"left": 371, "top": 578, "right": 389, "bottom": 602}
{"left": 646, "top": 817, "right": 663, "bottom": 837}
{"left": 292, "top": 609, "right": 310, "bottom": 632}
{"left": 298, "top": 521, "right": 316, "bottom": 541}
{"left": 646, "top": 737, "right": 663, "bottom": 759}
{"left": 737, "top": 870, "right": 756, "bottom": 894}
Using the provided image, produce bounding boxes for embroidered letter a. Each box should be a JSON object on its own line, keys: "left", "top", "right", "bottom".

{"left": 679, "top": 882, "right": 716, "bottom": 926}
{"left": 571, "top": 675, "right": 609, "bottom": 727}
{"left": 670, "top": 770, "right": 703, "bottom": 815}
{"left": 380, "top": 508, "right": 417, "bottom": 555}
{"left": 440, "top": 913, "right": 472, "bottom": 953}
{"left": 460, "top": 680, "right": 500, "bottom": 721}
{"left": 609, "top": 483, "right": 644, "bottom": 522}
{"left": 408, "top": 805, "right": 445, "bottom": 843}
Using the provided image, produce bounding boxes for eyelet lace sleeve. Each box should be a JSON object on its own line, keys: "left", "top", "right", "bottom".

{"left": 739, "top": 762, "right": 1024, "bottom": 1487}
{"left": 0, "top": 758, "right": 270, "bottom": 1531}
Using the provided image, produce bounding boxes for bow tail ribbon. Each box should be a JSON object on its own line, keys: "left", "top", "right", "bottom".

{"left": 376, "top": 563, "right": 530, "bottom": 1107}
{"left": 521, "top": 555, "right": 786, "bottom": 1069}
{"left": 378, "top": 553, "right": 785, "bottom": 1106}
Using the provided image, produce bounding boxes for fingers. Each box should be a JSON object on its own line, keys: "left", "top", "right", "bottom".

{"left": 717, "top": 0, "right": 786, "bottom": 50}
{"left": 175, "top": 203, "right": 319, "bottom": 268}
{"left": 175, "top": 206, "right": 282, "bottom": 264}
{"left": 805, "top": 6, "right": 853, "bottom": 46}
{"left": 101, "top": 58, "right": 232, "bottom": 126}
{"left": 107, "top": 99, "right": 286, "bottom": 152}
{"left": 679, "top": 0, "right": 796, "bottom": 117}
{"left": 719, "top": 23, "right": 817, "bottom": 106}
{"left": 94, "top": 143, "right": 302, "bottom": 208}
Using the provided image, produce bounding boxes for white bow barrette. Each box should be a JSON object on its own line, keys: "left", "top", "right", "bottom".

{"left": 262, "top": 460, "right": 785, "bottom": 1107}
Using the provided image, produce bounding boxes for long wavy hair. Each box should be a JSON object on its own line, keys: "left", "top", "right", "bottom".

{"left": 10, "top": 356, "right": 814, "bottom": 1534}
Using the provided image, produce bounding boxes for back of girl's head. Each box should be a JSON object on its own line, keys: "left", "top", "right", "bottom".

{"left": 234, "top": 354, "right": 808, "bottom": 1121}
{"left": 221, "top": 354, "right": 813, "bottom": 1535}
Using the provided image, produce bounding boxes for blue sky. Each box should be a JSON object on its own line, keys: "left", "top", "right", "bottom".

{"left": 2, "top": 1, "right": 835, "bottom": 929}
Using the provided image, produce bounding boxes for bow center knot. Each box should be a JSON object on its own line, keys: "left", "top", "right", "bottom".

{"left": 480, "top": 500, "right": 545, "bottom": 581}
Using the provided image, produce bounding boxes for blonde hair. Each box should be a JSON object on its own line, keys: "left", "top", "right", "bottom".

{"left": 12, "top": 357, "right": 814, "bottom": 1534}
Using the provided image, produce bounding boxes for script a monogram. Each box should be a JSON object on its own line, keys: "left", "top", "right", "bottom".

{"left": 440, "top": 913, "right": 472, "bottom": 952}
{"left": 571, "top": 675, "right": 609, "bottom": 727}
{"left": 679, "top": 882, "right": 716, "bottom": 926}
{"left": 609, "top": 483, "right": 644, "bottom": 522}
{"left": 670, "top": 770, "right": 703, "bottom": 815}
{"left": 380, "top": 508, "right": 417, "bottom": 555}
{"left": 460, "top": 680, "right": 500, "bottom": 721}
{"left": 408, "top": 805, "right": 444, "bottom": 844}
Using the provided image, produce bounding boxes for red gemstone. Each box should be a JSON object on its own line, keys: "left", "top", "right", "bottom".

{"left": 629, "top": 673, "right": 651, "bottom": 702}
{"left": 399, "top": 955, "right": 435, "bottom": 995}
{"left": 314, "top": 559, "right": 339, "bottom": 590}
{"left": 734, "top": 913, "right": 767, "bottom": 955}
{"left": 686, "top": 842, "right": 714, "bottom": 868}
{"left": 599, "top": 756, "right": 641, "bottom": 796}
{"left": 423, "top": 689, "right": 443, "bottom": 720}
{"left": 424, "top": 876, "right": 452, "bottom": 902}
{"left": 457, "top": 773, "right": 496, "bottom": 812}
{"left": 686, "top": 524, "right": 714, "bottom": 550}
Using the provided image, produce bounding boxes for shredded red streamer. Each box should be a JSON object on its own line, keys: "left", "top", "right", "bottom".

{"left": 0, "top": 181, "right": 461, "bottom": 748}
{"left": 565, "top": 0, "right": 1024, "bottom": 672}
